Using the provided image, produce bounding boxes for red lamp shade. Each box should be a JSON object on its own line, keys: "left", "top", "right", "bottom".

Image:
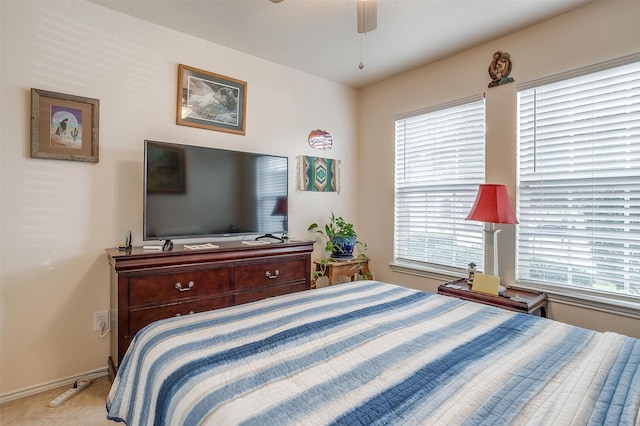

{"left": 466, "top": 184, "right": 518, "bottom": 224}
{"left": 272, "top": 197, "right": 288, "bottom": 216}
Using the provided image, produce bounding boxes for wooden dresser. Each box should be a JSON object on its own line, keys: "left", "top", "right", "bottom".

{"left": 106, "top": 240, "right": 314, "bottom": 376}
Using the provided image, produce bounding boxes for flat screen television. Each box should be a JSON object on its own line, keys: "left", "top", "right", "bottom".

{"left": 143, "top": 140, "right": 288, "bottom": 242}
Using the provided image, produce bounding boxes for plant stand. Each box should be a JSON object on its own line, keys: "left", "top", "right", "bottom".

{"left": 312, "top": 258, "right": 373, "bottom": 288}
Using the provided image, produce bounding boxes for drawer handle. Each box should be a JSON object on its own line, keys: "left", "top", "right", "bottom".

{"left": 265, "top": 269, "right": 280, "bottom": 279}
{"left": 175, "top": 281, "right": 195, "bottom": 292}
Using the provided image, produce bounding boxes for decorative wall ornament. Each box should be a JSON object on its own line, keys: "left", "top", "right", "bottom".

{"left": 308, "top": 129, "right": 333, "bottom": 150}
{"left": 30, "top": 88, "right": 99, "bottom": 163}
{"left": 177, "top": 64, "right": 247, "bottom": 135}
{"left": 488, "top": 51, "right": 514, "bottom": 88}
{"left": 297, "top": 155, "right": 340, "bottom": 192}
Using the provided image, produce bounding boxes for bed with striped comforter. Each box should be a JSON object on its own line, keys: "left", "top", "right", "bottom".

{"left": 106, "top": 281, "right": 640, "bottom": 425}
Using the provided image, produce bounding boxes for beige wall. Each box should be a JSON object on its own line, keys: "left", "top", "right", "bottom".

{"left": 358, "top": 0, "right": 640, "bottom": 337}
{"left": 0, "top": 1, "right": 358, "bottom": 397}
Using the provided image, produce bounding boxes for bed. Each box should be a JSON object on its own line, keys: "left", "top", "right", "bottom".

{"left": 106, "top": 281, "right": 640, "bottom": 425}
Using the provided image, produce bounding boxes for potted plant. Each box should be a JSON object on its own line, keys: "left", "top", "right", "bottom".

{"left": 308, "top": 213, "right": 359, "bottom": 259}
{"left": 308, "top": 213, "right": 369, "bottom": 287}
{"left": 307, "top": 213, "right": 373, "bottom": 288}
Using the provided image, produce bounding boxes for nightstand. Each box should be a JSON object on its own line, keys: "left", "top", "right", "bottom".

{"left": 438, "top": 278, "right": 547, "bottom": 317}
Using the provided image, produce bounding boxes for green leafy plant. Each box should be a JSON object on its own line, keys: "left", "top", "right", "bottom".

{"left": 307, "top": 213, "right": 372, "bottom": 285}
{"left": 307, "top": 213, "right": 355, "bottom": 254}
{"left": 308, "top": 213, "right": 368, "bottom": 281}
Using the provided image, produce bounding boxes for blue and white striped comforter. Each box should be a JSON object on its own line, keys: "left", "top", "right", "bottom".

{"left": 106, "top": 281, "right": 640, "bottom": 425}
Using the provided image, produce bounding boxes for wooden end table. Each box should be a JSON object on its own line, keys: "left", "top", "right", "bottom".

{"left": 313, "top": 258, "right": 373, "bottom": 288}
{"left": 437, "top": 278, "right": 547, "bottom": 317}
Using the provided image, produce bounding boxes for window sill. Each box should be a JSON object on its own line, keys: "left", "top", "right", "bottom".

{"left": 513, "top": 281, "right": 640, "bottom": 320}
{"left": 389, "top": 262, "right": 462, "bottom": 284}
{"left": 390, "top": 262, "right": 640, "bottom": 320}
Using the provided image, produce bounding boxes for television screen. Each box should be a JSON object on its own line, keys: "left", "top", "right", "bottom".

{"left": 144, "top": 140, "right": 288, "bottom": 241}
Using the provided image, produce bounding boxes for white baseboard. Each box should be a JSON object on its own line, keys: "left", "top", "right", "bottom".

{"left": 0, "top": 367, "right": 109, "bottom": 405}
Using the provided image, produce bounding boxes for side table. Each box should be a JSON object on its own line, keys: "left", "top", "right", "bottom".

{"left": 312, "top": 258, "right": 373, "bottom": 288}
{"left": 437, "top": 278, "right": 547, "bottom": 317}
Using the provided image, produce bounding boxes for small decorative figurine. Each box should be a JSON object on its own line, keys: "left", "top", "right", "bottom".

{"left": 118, "top": 230, "right": 132, "bottom": 251}
{"left": 467, "top": 262, "right": 477, "bottom": 284}
{"left": 488, "top": 51, "right": 514, "bottom": 88}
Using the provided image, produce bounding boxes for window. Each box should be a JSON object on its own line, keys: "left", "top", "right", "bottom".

{"left": 394, "top": 96, "right": 485, "bottom": 272}
{"left": 257, "top": 155, "right": 288, "bottom": 233}
{"left": 517, "top": 58, "right": 640, "bottom": 298}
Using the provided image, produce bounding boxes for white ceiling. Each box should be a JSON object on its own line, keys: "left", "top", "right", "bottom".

{"left": 90, "top": 0, "right": 594, "bottom": 89}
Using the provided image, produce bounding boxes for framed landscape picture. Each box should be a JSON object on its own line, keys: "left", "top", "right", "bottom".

{"left": 177, "top": 64, "right": 247, "bottom": 135}
{"left": 146, "top": 143, "right": 186, "bottom": 193}
{"left": 30, "top": 88, "right": 99, "bottom": 163}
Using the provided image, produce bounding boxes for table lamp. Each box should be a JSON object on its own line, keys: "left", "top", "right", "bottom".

{"left": 271, "top": 196, "right": 288, "bottom": 240}
{"left": 272, "top": 196, "right": 287, "bottom": 216}
{"left": 466, "top": 184, "right": 518, "bottom": 277}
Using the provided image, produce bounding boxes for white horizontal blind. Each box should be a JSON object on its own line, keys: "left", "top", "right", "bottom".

{"left": 257, "top": 156, "right": 287, "bottom": 233}
{"left": 517, "top": 60, "right": 640, "bottom": 297}
{"left": 395, "top": 97, "right": 485, "bottom": 271}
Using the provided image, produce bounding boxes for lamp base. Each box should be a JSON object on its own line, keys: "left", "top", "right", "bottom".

{"left": 483, "top": 223, "right": 500, "bottom": 279}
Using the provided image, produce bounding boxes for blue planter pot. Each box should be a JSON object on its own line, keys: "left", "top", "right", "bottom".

{"left": 331, "top": 236, "right": 357, "bottom": 259}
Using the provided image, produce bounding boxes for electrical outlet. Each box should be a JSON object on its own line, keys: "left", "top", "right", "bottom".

{"left": 94, "top": 311, "right": 110, "bottom": 332}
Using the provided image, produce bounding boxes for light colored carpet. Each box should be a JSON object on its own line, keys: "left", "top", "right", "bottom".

{"left": 0, "top": 376, "right": 112, "bottom": 425}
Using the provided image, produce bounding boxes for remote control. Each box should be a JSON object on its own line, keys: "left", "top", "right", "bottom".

{"left": 48, "top": 379, "right": 91, "bottom": 408}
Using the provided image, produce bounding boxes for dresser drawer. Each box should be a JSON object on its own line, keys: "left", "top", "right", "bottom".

{"left": 234, "top": 258, "right": 307, "bottom": 290}
{"left": 129, "top": 296, "right": 233, "bottom": 338}
{"left": 234, "top": 282, "right": 307, "bottom": 305}
{"left": 108, "top": 241, "right": 314, "bottom": 368}
{"left": 129, "top": 268, "right": 231, "bottom": 306}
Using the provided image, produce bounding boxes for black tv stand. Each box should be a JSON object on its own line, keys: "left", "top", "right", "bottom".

{"left": 255, "top": 233, "right": 285, "bottom": 243}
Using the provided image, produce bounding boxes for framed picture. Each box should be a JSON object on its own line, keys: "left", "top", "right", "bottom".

{"left": 177, "top": 64, "right": 247, "bottom": 135}
{"left": 30, "top": 88, "right": 99, "bottom": 163}
{"left": 146, "top": 143, "right": 186, "bottom": 193}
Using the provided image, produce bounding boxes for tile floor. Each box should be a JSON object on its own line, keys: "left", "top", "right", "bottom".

{"left": 0, "top": 375, "right": 112, "bottom": 425}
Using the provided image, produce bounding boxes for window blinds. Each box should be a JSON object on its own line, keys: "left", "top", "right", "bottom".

{"left": 257, "top": 156, "right": 288, "bottom": 232}
{"left": 517, "top": 60, "right": 640, "bottom": 297}
{"left": 395, "top": 97, "right": 485, "bottom": 271}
